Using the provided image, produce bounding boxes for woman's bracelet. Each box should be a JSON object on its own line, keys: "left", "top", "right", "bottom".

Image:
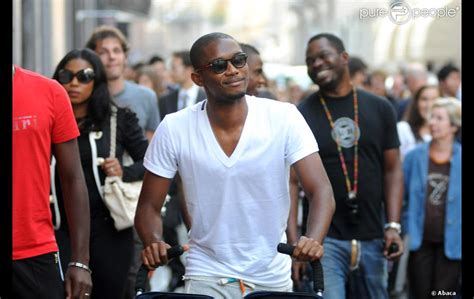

{"left": 68, "top": 262, "right": 92, "bottom": 274}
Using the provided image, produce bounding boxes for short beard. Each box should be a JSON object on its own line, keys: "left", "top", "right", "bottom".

{"left": 219, "top": 91, "right": 246, "bottom": 103}
{"left": 317, "top": 70, "right": 344, "bottom": 93}
{"left": 319, "top": 79, "right": 340, "bottom": 93}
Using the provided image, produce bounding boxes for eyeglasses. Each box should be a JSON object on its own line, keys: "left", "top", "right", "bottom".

{"left": 57, "top": 68, "right": 95, "bottom": 84}
{"left": 196, "top": 52, "right": 248, "bottom": 74}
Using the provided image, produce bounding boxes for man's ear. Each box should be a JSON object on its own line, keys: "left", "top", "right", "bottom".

{"left": 191, "top": 72, "right": 203, "bottom": 87}
{"left": 341, "top": 52, "right": 350, "bottom": 65}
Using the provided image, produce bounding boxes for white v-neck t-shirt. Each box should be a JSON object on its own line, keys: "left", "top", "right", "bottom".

{"left": 144, "top": 95, "right": 319, "bottom": 287}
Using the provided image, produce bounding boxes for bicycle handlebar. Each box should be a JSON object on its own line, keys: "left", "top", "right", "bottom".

{"left": 277, "top": 243, "right": 324, "bottom": 298}
{"left": 136, "top": 244, "right": 324, "bottom": 297}
{"left": 135, "top": 245, "right": 186, "bottom": 296}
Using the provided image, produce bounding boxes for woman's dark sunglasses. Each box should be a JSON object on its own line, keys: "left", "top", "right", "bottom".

{"left": 197, "top": 52, "right": 248, "bottom": 74}
{"left": 57, "top": 68, "right": 95, "bottom": 84}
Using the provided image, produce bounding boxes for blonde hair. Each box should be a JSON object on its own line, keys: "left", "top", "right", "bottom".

{"left": 430, "top": 97, "right": 462, "bottom": 128}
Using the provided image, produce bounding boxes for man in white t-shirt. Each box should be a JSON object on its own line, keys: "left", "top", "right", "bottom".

{"left": 135, "top": 32, "right": 335, "bottom": 298}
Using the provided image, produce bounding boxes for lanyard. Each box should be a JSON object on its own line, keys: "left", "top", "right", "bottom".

{"left": 319, "top": 86, "right": 359, "bottom": 199}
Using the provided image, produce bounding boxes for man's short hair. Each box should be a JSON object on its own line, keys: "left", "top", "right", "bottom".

{"left": 190, "top": 32, "right": 236, "bottom": 69}
{"left": 307, "top": 33, "right": 346, "bottom": 53}
{"left": 132, "top": 62, "right": 145, "bottom": 71}
{"left": 239, "top": 43, "right": 260, "bottom": 56}
{"left": 173, "top": 51, "right": 193, "bottom": 68}
{"left": 148, "top": 55, "right": 164, "bottom": 65}
{"left": 348, "top": 57, "right": 368, "bottom": 78}
{"left": 85, "top": 25, "right": 129, "bottom": 53}
{"left": 437, "top": 64, "right": 460, "bottom": 82}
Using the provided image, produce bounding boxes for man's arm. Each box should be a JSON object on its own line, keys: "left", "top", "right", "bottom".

{"left": 291, "top": 153, "right": 335, "bottom": 261}
{"left": 287, "top": 167, "right": 300, "bottom": 245}
{"left": 135, "top": 170, "right": 174, "bottom": 269}
{"left": 175, "top": 173, "right": 192, "bottom": 231}
{"left": 383, "top": 148, "right": 404, "bottom": 259}
{"left": 53, "top": 139, "right": 92, "bottom": 298}
{"left": 287, "top": 166, "right": 308, "bottom": 287}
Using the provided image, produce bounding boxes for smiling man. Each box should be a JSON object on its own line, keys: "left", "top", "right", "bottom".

{"left": 135, "top": 32, "right": 335, "bottom": 298}
{"left": 293, "top": 33, "right": 404, "bottom": 299}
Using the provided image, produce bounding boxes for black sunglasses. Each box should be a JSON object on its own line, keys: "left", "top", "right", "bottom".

{"left": 197, "top": 52, "right": 248, "bottom": 74}
{"left": 57, "top": 68, "right": 95, "bottom": 84}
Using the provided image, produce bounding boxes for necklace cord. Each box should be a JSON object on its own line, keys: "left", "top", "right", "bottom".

{"left": 319, "top": 86, "right": 359, "bottom": 198}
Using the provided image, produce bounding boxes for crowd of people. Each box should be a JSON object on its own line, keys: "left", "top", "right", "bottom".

{"left": 12, "top": 24, "right": 461, "bottom": 299}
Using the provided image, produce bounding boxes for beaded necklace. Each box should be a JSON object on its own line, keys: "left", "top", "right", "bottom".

{"left": 319, "top": 85, "right": 359, "bottom": 200}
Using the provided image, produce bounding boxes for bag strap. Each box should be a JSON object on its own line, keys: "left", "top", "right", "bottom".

{"left": 110, "top": 105, "right": 117, "bottom": 158}
{"left": 90, "top": 131, "right": 105, "bottom": 198}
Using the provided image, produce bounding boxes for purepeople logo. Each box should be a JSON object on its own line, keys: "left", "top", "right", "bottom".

{"left": 360, "top": 2, "right": 460, "bottom": 25}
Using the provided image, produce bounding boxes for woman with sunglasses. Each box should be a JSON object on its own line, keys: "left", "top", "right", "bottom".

{"left": 52, "top": 48, "right": 148, "bottom": 298}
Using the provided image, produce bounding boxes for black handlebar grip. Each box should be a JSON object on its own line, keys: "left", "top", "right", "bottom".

{"left": 277, "top": 243, "right": 324, "bottom": 297}
{"left": 135, "top": 265, "right": 149, "bottom": 296}
{"left": 312, "top": 258, "right": 325, "bottom": 296}
{"left": 167, "top": 245, "right": 186, "bottom": 259}
{"left": 135, "top": 245, "right": 185, "bottom": 295}
{"left": 277, "top": 243, "right": 295, "bottom": 255}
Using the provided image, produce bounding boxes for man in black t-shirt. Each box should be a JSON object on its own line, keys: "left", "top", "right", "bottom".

{"left": 290, "top": 33, "right": 404, "bottom": 299}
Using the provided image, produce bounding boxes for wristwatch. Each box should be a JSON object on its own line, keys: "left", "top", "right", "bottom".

{"left": 384, "top": 222, "right": 401, "bottom": 234}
